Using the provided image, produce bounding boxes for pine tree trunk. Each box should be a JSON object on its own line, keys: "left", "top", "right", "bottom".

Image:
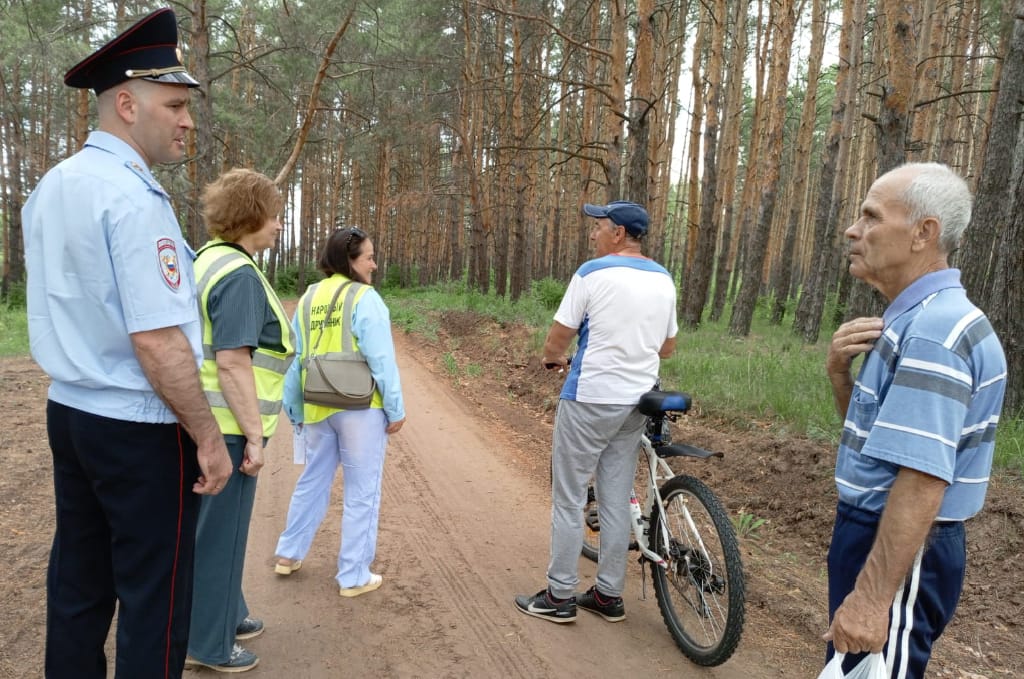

{"left": 771, "top": 0, "right": 826, "bottom": 326}
{"left": 729, "top": 0, "right": 796, "bottom": 337}
{"left": 682, "top": 0, "right": 725, "bottom": 327}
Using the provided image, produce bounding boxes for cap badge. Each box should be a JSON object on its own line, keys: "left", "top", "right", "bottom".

{"left": 157, "top": 237, "right": 181, "bottom": 290}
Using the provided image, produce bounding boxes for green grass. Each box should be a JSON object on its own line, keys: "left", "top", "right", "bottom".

{"left": 386, "top": 284, "right": 1023, "bottom": 474}
{"left": 0, "top": 303, "right": 28, "bottom": 357}
{"left": 659, "top": 314, "right": 838, "bottom": 442}
{"left": 3, "top": 281, "right": 1022, "bottom": 474}
{"left": 383, "top": 280, "right": 556, "bottom": 350}
{"left": 995, "top": 414, "right": 1024, "bottom": 475}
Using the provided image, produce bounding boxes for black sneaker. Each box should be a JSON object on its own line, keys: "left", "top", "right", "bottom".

{"left": 514, "top": 589, "right": 576, "bottom": 623}
{"left": 576, "top": 585, "right": 625, "bottom": 622}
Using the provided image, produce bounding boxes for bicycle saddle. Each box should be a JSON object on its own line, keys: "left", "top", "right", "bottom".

{"left": 638, "top": 390, "right": 691, "bottom": 416}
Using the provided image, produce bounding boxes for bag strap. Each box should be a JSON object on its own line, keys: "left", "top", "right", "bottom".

{"left": 339, "top": 282, "right": 364, "bottom": 358}
{"left": 306, "top": 280, "right": 366, "bottom": 356}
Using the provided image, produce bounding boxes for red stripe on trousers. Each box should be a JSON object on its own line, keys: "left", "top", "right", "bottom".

{"left": 164, "top": 425, "right": 187, "bottom": 678}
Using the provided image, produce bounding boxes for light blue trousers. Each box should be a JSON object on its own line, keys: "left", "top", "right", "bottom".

{"left": 189, "top": 435, "right": 257, "bottom": 664}
{"left": 547, "top": 400, "right": 644, "bottom": 600}
{"left": 275, "top": 409, "right": 388, "bottom": 588}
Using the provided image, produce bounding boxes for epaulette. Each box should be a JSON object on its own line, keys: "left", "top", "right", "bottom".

{"left": 124, "top": 160, "right": 169, "bottom": 197}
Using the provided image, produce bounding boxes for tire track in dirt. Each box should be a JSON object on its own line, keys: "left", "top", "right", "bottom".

{"left": 222, "top": 327, "right": 788, "bottom": 677}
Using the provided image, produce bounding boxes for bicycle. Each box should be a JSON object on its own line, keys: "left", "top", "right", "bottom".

{"left": 580, "top": 388, "right": 745, "bottom": 667}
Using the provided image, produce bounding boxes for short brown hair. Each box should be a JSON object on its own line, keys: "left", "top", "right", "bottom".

{"left": 201, "top": 168, "right": 283, "bottom": 242}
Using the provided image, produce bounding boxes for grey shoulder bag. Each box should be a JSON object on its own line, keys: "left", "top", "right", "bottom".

{"left": 301, "top": 281, "right": 376, "bottom": 409}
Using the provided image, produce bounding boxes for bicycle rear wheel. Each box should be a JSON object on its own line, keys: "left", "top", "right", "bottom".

{"left": 581, "top": 484, "right": 600, "bottom": 562}
{"left": 649, "top": 474, "right": 745, "bottom": 666}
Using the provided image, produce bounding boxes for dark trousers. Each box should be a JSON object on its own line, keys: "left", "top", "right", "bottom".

{"left": 827, "top": 502, "right": 966, "bottom": 679}
{"left": 188, "top": 435, "right": 258, "bottom": 663}
{"left": 45, "top": 401, "right": 201, "bottom": 679}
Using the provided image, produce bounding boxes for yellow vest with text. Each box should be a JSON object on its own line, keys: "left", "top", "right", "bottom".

{"left": 195, "top": 241, "right": 295, "bottom": 438}
{"left": 299, "top": 275, "right": 383, "bottom": 424}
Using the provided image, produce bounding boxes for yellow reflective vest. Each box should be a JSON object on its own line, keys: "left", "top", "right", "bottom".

{"left": 194, "top": 241, "right": 295, "bottom": 438}
{"left": 298, "top": 275, "right": 383, "bottom": 424}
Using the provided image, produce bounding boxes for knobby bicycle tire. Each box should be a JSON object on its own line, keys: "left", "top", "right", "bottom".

{"left": 649, "top": 474, "right": 745, "bottom": 666}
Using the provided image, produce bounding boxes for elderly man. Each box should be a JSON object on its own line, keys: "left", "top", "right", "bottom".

{"left": 823, "top": 162, "right": 1006, "bottom": 678}
{"left": 514, "top": 200, "right": 677, "bottom": 623}
{"left": 23, "top": 9, "right": 231, "bottom": 678}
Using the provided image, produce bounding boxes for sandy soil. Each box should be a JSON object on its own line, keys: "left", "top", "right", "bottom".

{"left": 0, "top": 309, "right": 1020, "bottom": 678}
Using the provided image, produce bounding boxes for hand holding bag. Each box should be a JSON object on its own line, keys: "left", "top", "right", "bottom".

{"left": 816, "top": 652, "right": 887, "bottom": 679}
{"left": 301, "top": 281, "right": 376, "bottom": 409}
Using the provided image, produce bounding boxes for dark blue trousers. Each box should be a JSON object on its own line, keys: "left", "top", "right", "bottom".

{"left": 827, "top": 502, "right": 966, "bottom": 679}
{"left": 45, "top": 401, "right": 201, "bottom": 679}
{"left": 188, "top": 435, "right": 258, "bottom": 664}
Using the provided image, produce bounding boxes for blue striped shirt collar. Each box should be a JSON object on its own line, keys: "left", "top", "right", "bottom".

{"left": 883, "top": 268, "right": 963, "bottom": 328}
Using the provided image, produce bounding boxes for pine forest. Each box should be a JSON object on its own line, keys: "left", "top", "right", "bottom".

{"left": 1, "top": 0, "right": 1022, "bottom": 410}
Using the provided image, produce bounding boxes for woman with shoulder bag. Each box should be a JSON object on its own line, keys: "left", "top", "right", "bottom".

{"left": 187, "top": 169, "right": 296, "bottom": 673}
{"left": 274, "top": 226, "right": 406, "bottom": 597}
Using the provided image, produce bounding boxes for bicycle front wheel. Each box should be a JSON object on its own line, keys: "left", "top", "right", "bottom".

{"left": 649, "top": 475, "right": 745, "bottom": 667}
{"left": 581, "top": 484, "right": 600, "bottom": 562}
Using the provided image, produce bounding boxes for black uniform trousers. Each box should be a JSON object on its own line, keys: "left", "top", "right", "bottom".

{"left": 45, "top": 401, "right": 201, "bottom": 679}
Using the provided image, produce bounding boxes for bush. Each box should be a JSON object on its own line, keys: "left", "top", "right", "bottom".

{"left": 2, "top": 281, "right": 26, "bottom": 307}
{"left": 0, "top": 302, "right": 28, "bottom": 356}
{"left": 531, "top": 277, "right": 566, "bottom": 311}
{"left": 273, "top": 264, "right": 322, "bottom": 297}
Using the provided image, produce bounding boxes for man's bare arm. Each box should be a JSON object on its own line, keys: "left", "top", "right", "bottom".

{"left": 541, "top": 321, "right": 576, "bottom": 369}
{"left": 131, "top": 326, "right": 232, "bottom": 494}
{"left": 659, "top": 336, "right": 677, "bottom": 359}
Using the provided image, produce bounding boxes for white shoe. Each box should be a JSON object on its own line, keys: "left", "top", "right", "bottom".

{"left": 339, "top": 573, "right": 383, "bottom": 597}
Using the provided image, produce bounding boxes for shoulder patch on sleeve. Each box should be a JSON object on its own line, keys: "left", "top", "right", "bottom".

{"left": 157, "top": 238, "right": 181, "bottom": 290}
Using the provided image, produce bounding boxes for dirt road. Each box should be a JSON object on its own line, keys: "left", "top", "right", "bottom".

{"left": 4, "top": 316, "right": 1017, "bottom": 677}
{"left": 236, "top": 331, "right": 784, "bottom": 678}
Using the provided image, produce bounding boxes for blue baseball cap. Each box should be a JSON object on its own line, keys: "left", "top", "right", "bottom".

{"left": 64, "top": 8, "right": 200, "bottom": 94}
{"left": 582, "top": 200, "right": 649, "bottom": 237}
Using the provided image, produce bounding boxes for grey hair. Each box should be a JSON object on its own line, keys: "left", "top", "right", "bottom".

{"left": 896, "top": 162, "right": 973, "bottom": 253}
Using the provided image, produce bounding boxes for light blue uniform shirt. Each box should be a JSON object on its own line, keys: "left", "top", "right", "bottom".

{"left": 283, "top": 285, "right": 405, "bottom": 425}
{"left": 23, "top": 131, "right": 203, "bottom": 423}
{"left": 836, "top": 269, "right": 1007, "bottom": 521}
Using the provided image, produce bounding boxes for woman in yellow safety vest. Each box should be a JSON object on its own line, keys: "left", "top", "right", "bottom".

{"left": 274, "top": 226, "right": 406, "bottom": 598}
{"left": 187, "top": 169, "right": 295, "bottom": 673}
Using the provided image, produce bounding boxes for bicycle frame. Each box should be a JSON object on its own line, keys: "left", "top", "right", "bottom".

{"left": 630, "top": 431, "right": 723, "bottom": 574}
{"left": 629, "top": 435, "right": 675, "bottom": 566}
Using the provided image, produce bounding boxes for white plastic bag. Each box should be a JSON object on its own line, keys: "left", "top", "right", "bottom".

{"left": 816, "top": 652, "right": 887, "bottom": 679}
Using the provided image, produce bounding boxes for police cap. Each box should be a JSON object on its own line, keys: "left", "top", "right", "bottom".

{"left": 64, "top": 8, "right": 200, "bottom": 94}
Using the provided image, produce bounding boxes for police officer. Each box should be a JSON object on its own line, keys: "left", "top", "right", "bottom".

{"left": 22, "top": 8, "right": 232, "bottom": 678}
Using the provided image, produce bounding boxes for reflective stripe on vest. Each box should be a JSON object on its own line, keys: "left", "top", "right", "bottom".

{"left": 194, "top": 241, "right": 296, "bottom": 437}
{"left": 298, "top": 276, "right": 383, "bottom": 424}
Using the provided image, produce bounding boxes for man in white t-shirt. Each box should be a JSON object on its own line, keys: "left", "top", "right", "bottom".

{"left": 515, "top": 200, "right": 678, "bottom": 624}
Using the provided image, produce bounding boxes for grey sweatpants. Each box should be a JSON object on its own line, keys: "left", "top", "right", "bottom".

{"left": 547, "top": 399, "right": 645, "bottom": 599}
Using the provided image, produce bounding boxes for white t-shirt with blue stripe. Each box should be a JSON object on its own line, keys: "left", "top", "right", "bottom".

{"left": 555, "top": 255, "right": 678, "bottom": 405}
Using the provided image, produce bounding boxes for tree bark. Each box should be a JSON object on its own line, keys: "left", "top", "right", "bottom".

{"left": 771, "top": 0, "right": 826, "bottom": 326}
{"left": 875, "top": 0, "right": 917, "bottom": 172}
{"left": 960, "top": 1, "right": 1022, "bottom": 304}
{"left": 682, "top": 0, "right": 725, "bottom": 328}
{"left": 729, "top": 0, "right": 797, "bottom": 337}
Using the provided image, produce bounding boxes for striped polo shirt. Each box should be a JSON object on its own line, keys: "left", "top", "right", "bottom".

{"left": 836, "top": 269, "right": 1007, "bottom": 521}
